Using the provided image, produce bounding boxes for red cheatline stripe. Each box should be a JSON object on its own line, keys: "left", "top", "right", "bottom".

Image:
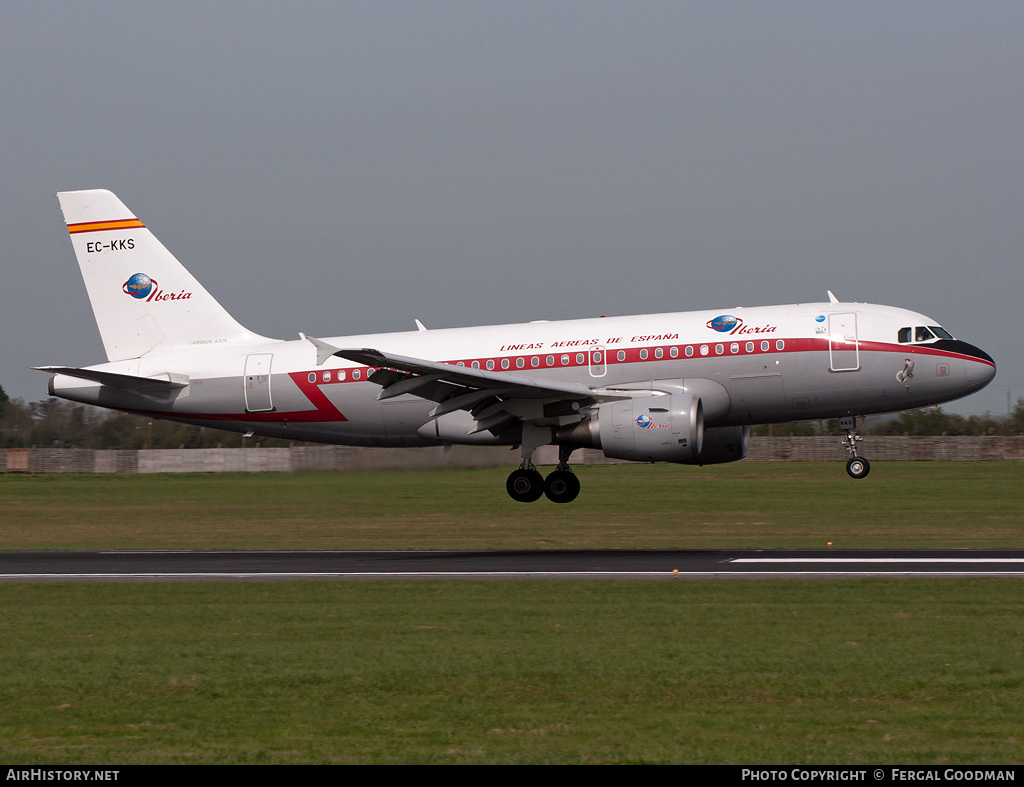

{"left": 68, "top": 219, "right": 145, "bottom": 234}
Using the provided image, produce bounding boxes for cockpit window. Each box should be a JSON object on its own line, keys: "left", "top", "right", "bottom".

{"left": 899, "top": 325, "right": 954, "bottom": 344}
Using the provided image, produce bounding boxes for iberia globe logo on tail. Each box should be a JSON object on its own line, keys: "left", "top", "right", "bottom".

{"left": 122, "top": 273, "right": 192, "bottom": 303}
{"left": 123, "top": 272, "right": 155, "bottom": 299}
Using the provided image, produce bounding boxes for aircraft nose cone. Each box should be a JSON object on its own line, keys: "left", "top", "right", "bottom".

{"left": 980, "top": 354, "right": 997, "bottom": 385}
{"left": 933, "top": 339, "right": 996, "bottom": 392}
{"left": 934, "top": 339, "right": 995, "bottom": 374}
{"left": 963, "top": 342, "right": 996, "bottom": 390}
{"left": 965, "top": 342, "right": 995, "bottom": 368}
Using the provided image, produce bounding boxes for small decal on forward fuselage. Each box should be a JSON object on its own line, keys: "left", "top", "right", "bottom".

{"left": 896, "top": 359, "right": 915, "bottom": 383}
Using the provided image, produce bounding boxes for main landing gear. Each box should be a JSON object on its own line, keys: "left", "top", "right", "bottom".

{"left": 506, "top": 445, "right": 581, "bottom": 503}
{"left": 840, "top": 416, "right": 871, "bottom": 479}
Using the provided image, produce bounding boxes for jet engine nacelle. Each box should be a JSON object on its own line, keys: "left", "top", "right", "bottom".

{"left": 596, "top": 393, "right": 704, "bottom": 463}
{"left": 680, "top": 425, "right": 749, "bottom": 465}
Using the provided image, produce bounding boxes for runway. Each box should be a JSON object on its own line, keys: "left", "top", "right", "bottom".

{"left": 2, "top": 549, "right": 1024, "bottom": 581}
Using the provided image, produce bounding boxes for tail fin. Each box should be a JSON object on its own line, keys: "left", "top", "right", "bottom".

{"left": 57, "top": 189, "right": 265, "bottom": 361}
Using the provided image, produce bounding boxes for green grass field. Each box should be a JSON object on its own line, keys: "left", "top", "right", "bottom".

{"left": 1, "top": 463, "right": 1022, "bottom": 764}
{"left": 1, "top": 462, "right": 1022, "bottom": 550}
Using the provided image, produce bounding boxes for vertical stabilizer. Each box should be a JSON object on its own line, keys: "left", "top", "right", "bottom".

{"left": 57, "top": 189, "right": 265, "bottom": 361}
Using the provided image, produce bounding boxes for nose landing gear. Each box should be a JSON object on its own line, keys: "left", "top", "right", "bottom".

{"left": 846, "top": 456, "right": 870, "bottom": 479}
{"left": 840, "top": 416, "right": 871, "bottom": 479}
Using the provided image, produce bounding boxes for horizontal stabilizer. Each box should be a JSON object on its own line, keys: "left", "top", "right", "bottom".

{"left": 33, "top": 366, "right": 189, "bottom": 394}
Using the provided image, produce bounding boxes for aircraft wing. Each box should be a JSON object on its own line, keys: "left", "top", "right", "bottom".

{"left": 304, "top": 337, "right": 648, "bottom": 434}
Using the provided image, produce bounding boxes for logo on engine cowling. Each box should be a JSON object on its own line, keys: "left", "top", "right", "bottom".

{"left": 635, "top": 414, "right": 668, "bottom": 429}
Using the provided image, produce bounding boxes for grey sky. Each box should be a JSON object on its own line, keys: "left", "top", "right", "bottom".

{"left": 3, "top": 2, "right": 1021, "bottom": 415}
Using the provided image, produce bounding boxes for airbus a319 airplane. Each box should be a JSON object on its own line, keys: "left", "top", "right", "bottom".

{"left": 38, "top": 189, "right": 996, "bottom": 503}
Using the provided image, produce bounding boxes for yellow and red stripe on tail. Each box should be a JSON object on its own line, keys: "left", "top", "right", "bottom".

{"left": 67, "top": 219, "right": 146, "bottom": 234}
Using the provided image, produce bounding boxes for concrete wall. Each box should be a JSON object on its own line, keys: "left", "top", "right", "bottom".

{"left": 746, "top": 435, "right": 1024, "bottom": 462}
{"left": 2, "top": 437, "right": 1022, "bottom": 474}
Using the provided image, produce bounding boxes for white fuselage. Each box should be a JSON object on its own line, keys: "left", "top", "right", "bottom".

{"left": 50, "top": 300, "right": 996, "bottom": 447}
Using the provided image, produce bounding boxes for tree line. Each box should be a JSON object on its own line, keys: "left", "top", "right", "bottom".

{"left": 0, "top": 385, "right": 297, "bottom": 449}
{"left": 2, "top": 384, "right": 1022, "bottom": 449}
{"left": 753, "top": 402, "right": 1024, "bottom": 437}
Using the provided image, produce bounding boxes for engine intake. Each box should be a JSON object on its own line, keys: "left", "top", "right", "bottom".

{"left": 680, "top": 425, "right": 749, "bottom": 465}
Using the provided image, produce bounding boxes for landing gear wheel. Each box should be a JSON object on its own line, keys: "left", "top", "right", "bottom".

{"left": 846, "top": 457, "right": 871, "bottom": 479}
{"left": 507, "top": 468, "right": 545, "bottom": 502}
{"left": 544, "top": 470, "right": 581, "bottom": 504}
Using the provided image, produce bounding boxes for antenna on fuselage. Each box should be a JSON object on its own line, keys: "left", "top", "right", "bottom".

{"left": 827, "top": 291, "right": 839, "bottom": 304}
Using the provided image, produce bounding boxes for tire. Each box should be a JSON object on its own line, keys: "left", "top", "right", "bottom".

{"left": 846, "top": 457, "right": 871, "bottom": 479}
{"left": 544, "top": 470, "right": 581, "bottom": 504}
{"left": 506, "top": 468, "right": 545, "bottom": 502}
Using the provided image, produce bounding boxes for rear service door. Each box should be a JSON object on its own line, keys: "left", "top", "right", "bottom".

{"left": 244, "top": 353, "right": 273, "bottom": 412}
